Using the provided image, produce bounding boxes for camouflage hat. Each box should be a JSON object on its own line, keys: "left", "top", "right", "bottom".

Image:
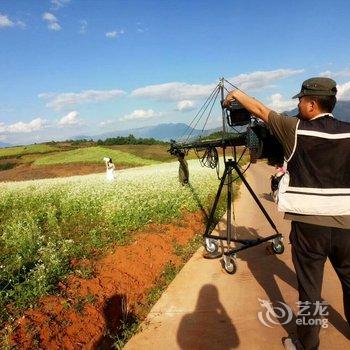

{"left": 292, "top": 77, "right": 337, "bottom": 99}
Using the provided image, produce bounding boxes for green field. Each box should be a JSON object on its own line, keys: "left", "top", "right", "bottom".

{"left": 0, "top": 143, "right": 199, "bottom": 171}
{"left": 0, "top": 144, "right": 60, "bottom": 158}
{"left": 0, "top": 159, "right": 231, "bottom": 324}
{"left": 108, "top": 144, "right": 172, "bottom": 162}
{"left": 107, "top": 144, "right": 199, "bottom": 162}
{"left": 33, "top": 146, "right": 160, "bottom": 166}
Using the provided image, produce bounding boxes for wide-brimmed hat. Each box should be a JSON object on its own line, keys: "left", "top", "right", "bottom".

{"left": 292, "top": 77, "right": 337, "bottom": 99}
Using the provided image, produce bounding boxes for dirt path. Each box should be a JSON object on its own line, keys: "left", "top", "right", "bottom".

{"left": 0, "top": 163, "right": 108, "bottom": 182}
{"left": 5, "top": 211, "right": 205, "bottom": 349}
{"left": 124, "top": 161, "right": 350, "bottom": 349}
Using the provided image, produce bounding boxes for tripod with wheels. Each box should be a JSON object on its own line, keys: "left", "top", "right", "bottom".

{"left": 168, "top": 77, "right": 284, "bottom": 274}
{"left": 203, "top": 78, "right": 283, "bottom": 274}
{"left": 203, "top": 157, "right": 284, "bottom": 274}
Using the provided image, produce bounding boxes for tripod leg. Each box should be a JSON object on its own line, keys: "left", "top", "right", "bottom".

{"left": 234, "top": 163, "right": 279, "bottom": 234}
{"left": 227, "top": 164, "right": 233, "bottom": 245}
{"left": 204, "top": 164, "right": 228, "bottom": 237}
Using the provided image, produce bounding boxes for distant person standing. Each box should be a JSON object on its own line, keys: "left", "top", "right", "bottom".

{"left": 105, "top": 157, "right": 116, "bottom": 181}
{"left": 178, "top": 151, "right": 189, "bottom": 185}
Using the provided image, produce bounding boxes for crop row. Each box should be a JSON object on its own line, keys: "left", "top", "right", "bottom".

{"left": 0, "top": 159, "right": 231, "bottom": 323}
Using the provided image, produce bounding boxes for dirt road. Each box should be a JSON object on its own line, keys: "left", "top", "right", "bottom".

{"left": 124, "top": 161, "right": 350, "bottom": 349}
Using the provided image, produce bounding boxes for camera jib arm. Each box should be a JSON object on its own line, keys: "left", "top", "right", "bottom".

{"left": 169, "top": 78, "right": 284, "bottom": 274}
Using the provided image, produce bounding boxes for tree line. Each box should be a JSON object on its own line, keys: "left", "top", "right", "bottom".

{"left": 97, "top": 134, "right": 167, "bottom": 145}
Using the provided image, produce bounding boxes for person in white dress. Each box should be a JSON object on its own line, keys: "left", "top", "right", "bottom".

{"left": 105, "top": 157, "right": 116, "bottom": 181}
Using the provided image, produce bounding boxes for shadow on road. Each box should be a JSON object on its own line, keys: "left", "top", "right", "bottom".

{"left": 236, "top": 226, "right": 350, "bottom": 340}
{"left": 237, "top": 226, "right": 298, "bottom": 335}
{"left": 177, "top": 284, "right": 240, "bottom": 349}
{"left": 260, "top": 192, "right": 274, "bottom": 202}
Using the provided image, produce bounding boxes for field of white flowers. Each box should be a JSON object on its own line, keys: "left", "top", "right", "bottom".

{"left": 0, "top": 159, "right": 231, "bottom": 323}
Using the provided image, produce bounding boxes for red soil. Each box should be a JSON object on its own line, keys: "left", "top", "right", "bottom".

{"left": 0, "top": 163, "right": 127, "bottom": 182}
{"left": 6, "top": 211, "right": 205, "bottom": 349}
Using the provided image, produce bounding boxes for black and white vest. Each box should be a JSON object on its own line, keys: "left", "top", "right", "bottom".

{"left": 278, "top": 114, "right": 350, "bottom": 215}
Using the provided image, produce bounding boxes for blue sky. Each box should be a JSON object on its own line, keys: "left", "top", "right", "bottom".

{"left": 1, "top": 0, "right": 350, "bottom": 145}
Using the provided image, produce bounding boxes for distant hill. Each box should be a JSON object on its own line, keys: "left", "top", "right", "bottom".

{"left": 284, "top": 100, "right": 350, "bottom": 122}
{"left": 84, "top": 101, "right": 350, "bottom": 143}
{"left": 0, "top": 142, "right": 11, "bottom": 148}
{"left": 91, "top": 123, "right": 209, "bottom": 142}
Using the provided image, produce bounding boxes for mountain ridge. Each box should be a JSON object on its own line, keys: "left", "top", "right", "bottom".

{"left": 2, "top": 101, "right": 350, "bottom": 148}
{"left": 91, "top": 123, "right": 208, "bottom": 142}
{"left": 91, "top": 101, "right": 350, "bottom": 141}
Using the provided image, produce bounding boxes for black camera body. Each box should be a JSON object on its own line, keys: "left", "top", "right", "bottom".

{"left": 225, "top": 100, "right": 251, "bottom": 127}
{"left": 223, "top": 101, "right": 284, "bottom": 165}
{"left": 248, "top": 121, "right": 284, "bottom": 166}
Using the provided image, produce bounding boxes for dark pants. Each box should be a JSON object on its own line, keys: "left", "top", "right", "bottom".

{"left": 290, "top": 221, "right": 350, "bottom": 350}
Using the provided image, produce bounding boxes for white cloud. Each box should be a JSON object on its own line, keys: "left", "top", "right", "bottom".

{"left": 43, "top": 12, "right": 57, "bottom": 22}
{"left": 132, "top": 82, "right": 216, "bottom": 101}
{"left": 105, "top": 29, "right": 125, "bottom": 38}
{"left": 120, "top": 109, "right": 161, "bottom": 121}
{"left": 39, "top": 89, "right": 126, "bottom": 110}
{"left": 0, "top": 13, "right": 26, "bottom": 29}
{"left": 58, "top": 111, "right": 80, "bottom": 126}
{"left": 48, "top": 22, "right": 62, "bottom": 31}
{"left": 267, "top": 93, "right": 298, "bottom": 113}
{"left": 2, "top": 118, "right": 48, "bottom": 133}
{"left": 131, "top": 69, "right": 303, "bottom": 102}
{"left": 0, "top": 122, "right": 6, "bottom": 133}
{"left": 99, "top": 119, "right": 115, "bottom": 127}
{"left": 136, "top": 22, "right": 147, "bottom": 33}
{"left": 0, "top": 135, "right": 8, "bottom": 141}
{"left": 176, "top": 100, "right": 196, "bottom": 112}
{"left": 228, "top": 69, "right": 304, "bottom": 90}
{"left": 42, "top": 12, "right": 61, "bottom": 31}
{"left": 319, "top": 69, "right": 350, "bottom": 78}
{"left": 106, "top": 31, "right": 116, "bottom": 38}
{"left": 79, "top": 20, "right": 87, "bottom": 34}
{"left": 51, "top": 0, "right": 71, "bottom": 9}
{"left": 16, "top": 21, "right": 26, "bottom": 29}
{"left": 337, "top": 81, "right": 350, "bottom": 100}
{"left": 0, "top": 13, "right": 14, "bottom": 27}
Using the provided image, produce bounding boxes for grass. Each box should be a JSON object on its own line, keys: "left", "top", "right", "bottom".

{"left": 107, "top": 144, "right": 199, "bottom": 163}
{"left": 0, "top": 144, "right": 60, "bottom": 158}
{"left": 1, "top": 144, "right": 199, "bottom": 170}
{"left": 0, "top": 159, "right": 229, "bottom": 326}
{"left": 74, "top": 294, "right": 96, "bottom": 315}
{"left": 146, "top": 262, "right": 180, "bottom": 306}
{"left": 32, "top": 146, "right": 160, "bottom": 166}
{"left": 173, "top": 234, "right": 204, "bottom": 262}
{"left": 0, "top": 153, "right": 237, "bottom": 347}
{"left": 0, "top": 163, "right": 16, "bottom": 171}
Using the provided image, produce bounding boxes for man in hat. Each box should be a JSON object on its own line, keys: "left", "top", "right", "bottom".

{"left": 223, "top": 77, "right": 350, "bottom": 350}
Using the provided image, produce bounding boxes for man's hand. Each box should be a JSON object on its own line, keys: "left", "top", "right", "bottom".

{"left": 222, "top": 89, "right": 238, "bottom": 108}
{"left": 223, "top": 89, "right": 271, "bottom": 123}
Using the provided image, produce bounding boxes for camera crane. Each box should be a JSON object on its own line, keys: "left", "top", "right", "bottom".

{"left": 169, "top": 78, "right": 284, "bottom": 274}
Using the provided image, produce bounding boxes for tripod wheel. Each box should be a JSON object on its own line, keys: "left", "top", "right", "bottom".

{"left": 205, "top": 239, "right": 219, "bottom": 254}
{"left": 224, "top": 258, "right": 237, "bottom": 274}
{"left": 271, "top": 241, "right": 284, "bottom": 254}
